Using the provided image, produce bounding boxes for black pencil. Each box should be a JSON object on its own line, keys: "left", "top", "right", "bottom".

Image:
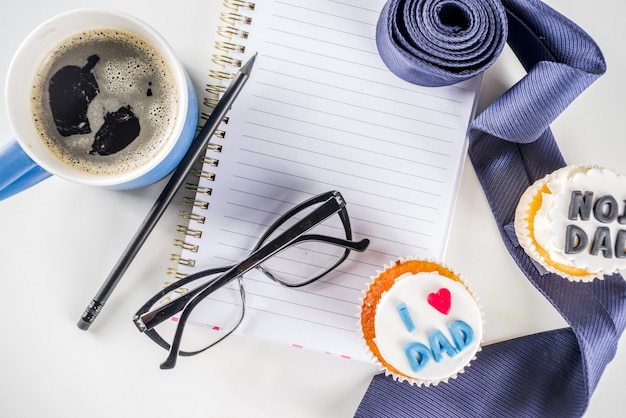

{"left": 77, "top": 53, "right": 257, "bottom": 330}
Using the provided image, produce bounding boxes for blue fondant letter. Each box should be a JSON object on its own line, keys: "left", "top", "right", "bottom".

{"left": 428, "top": 330, "right": 458, "bottom": 362}
{"left": 449, "top": 320, "right": 474, "bottom": 351}
{"left": 404, "top": 342, "right": 431, "bottom": 372}
{"left": 396, "top": 302, "right": 415, "bottom": 332}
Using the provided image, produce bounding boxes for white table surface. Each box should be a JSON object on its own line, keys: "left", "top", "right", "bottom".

{"left": 0, "top": 0, "right": 624, "bottom": 416}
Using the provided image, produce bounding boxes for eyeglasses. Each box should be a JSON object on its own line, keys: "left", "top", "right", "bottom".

{"left": 133, "top": 190, "right": 370, "bottom": 369}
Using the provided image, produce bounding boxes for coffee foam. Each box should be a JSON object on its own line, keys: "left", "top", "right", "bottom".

{"left": 30, "top": 28, "right": 179, "bottom": 177}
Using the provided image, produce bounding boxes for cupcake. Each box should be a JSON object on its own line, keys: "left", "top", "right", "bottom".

{"left": 514, "top": 164, "right": 626, "bottom": 282}
{"left": 359, "top": 259, "right": 482, "bottom": 386}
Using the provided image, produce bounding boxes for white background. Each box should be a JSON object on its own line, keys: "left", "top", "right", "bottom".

{"left": 0, "top": 0, "right": 623, "bottom": 416}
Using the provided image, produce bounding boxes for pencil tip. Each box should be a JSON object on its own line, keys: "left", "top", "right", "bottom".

{"left": 240, "top": 53, "right": 257, "bottom": 75}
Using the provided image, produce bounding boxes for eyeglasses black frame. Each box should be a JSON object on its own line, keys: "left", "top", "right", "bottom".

{"left": 133, "top": 190, "right": 369, "bottom": 369}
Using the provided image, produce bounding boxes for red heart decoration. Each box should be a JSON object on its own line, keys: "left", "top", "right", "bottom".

{"left": 427, "top": 288, "right": 451, "bottom": 315}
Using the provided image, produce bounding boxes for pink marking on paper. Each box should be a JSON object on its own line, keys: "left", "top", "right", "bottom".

{"left": 292, "top": 345, "right": 351, "bottom": 359}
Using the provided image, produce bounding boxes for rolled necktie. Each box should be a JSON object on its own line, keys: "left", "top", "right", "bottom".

{"left": 376, "top": 0, "right": 508, "bottom": 86}
{"left": 357, "top": 0, "right": 626, "bottom": 416}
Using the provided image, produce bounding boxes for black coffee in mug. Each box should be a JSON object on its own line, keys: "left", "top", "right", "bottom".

{"left": 30, "top": 28, "right": 179, "bottom": 176}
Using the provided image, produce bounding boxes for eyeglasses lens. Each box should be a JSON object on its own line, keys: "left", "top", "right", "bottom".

{"left": 150, "top": 274, "right": 245, "bottom": 354}
{"left": 258, "top": 200, "right": 349, "bottom": 286}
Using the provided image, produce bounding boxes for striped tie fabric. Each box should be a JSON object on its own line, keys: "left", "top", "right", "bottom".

{"left": 357, "top": 0, "right": 626, "bottom": 416}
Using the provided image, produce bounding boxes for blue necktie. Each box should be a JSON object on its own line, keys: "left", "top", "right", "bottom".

{"left": 356, "top": 0, "right": 626, "bottom": 416}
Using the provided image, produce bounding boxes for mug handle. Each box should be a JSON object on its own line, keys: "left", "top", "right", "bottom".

{"left": 0, "top": 139, "right": 52, "bottom": 200}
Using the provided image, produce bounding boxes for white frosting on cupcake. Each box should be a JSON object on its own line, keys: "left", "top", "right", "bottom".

{"left": 373, "top": 271, "right": 482, "bottom": 383}
{"left": 359, "top": 259, "right": 483, "bottom": 386}
{"left": 515, "top": 164, "right": 626, "bottom": 281}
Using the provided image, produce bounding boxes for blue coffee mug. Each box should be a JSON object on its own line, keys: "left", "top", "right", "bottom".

{"left": 1, "top": 9, "right": 198, "bottom": 200}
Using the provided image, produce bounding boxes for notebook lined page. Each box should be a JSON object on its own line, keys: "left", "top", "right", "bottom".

{"left": 176, "top": 0, "right": 481, "bottom": 362}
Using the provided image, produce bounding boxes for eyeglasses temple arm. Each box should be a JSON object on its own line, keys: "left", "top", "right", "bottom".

{"left": 295, "top": 234, "right": 370, "bottom": 252}
{"left": 137, "top": 284, "right": 207, "bottom": 330}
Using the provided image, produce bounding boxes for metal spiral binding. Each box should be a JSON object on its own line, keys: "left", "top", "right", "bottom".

{"left": 206, "top": 143, "right": 223, "bottom": 152}
{"left": 176, "top": 225, "right": 202, "bottom": 239}
{"left": 204, "top": 97, "right": 224, "bottom": 109}
{"left": 208, "top": 2, "right": 252, "bottom": 81}
{"left": 224, "top": 0, "right": 255, "bottom": 11}
{"left": 215, "top": 41, "right": 246, "bottom": 54}
{"left": 169, "top": 0, "right": 254, "bottom": 275}
{"left": 166, "top": 267, "right": 188, "bottom": 280}
{"left": 220, "top": 12, "right": 253, "bottom": 25}
{"left": 182, "top": 196, "right": 209, "bottom": 210}
{"left": 201, "top": 156, "right": 220, "bottom": 167}
{"left": 190, "top": 168, "right": 216, "bottom": 181}
{"left": 212, "top": 54, "right": 242, "bottom": 68}
{"left": 173, "top": 239, "right": 199, "bottom": 253}
{"left": 206, "top": 84, "right": 227, "bottom": 96}
{"left": 217, "top": 26, "right": 249, "bottom": 40}
{"left": 210, "top": 69, "right": 236, "bottom": 81}
{"left": 185, "top": 184, "right": 213, "bottom": 196}
{"left": 180, "top": 211, "right": 207, "bottom": 224}
{"left": 163, "top": 281, "right": 189, "bottom": 295}
{"left": 170, "top": 254, "right": 195, "bottom": 268}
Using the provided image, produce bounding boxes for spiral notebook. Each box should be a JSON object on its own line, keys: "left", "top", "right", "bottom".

{"left": 168, "top": 0, "right": 481, "bottom": 362}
